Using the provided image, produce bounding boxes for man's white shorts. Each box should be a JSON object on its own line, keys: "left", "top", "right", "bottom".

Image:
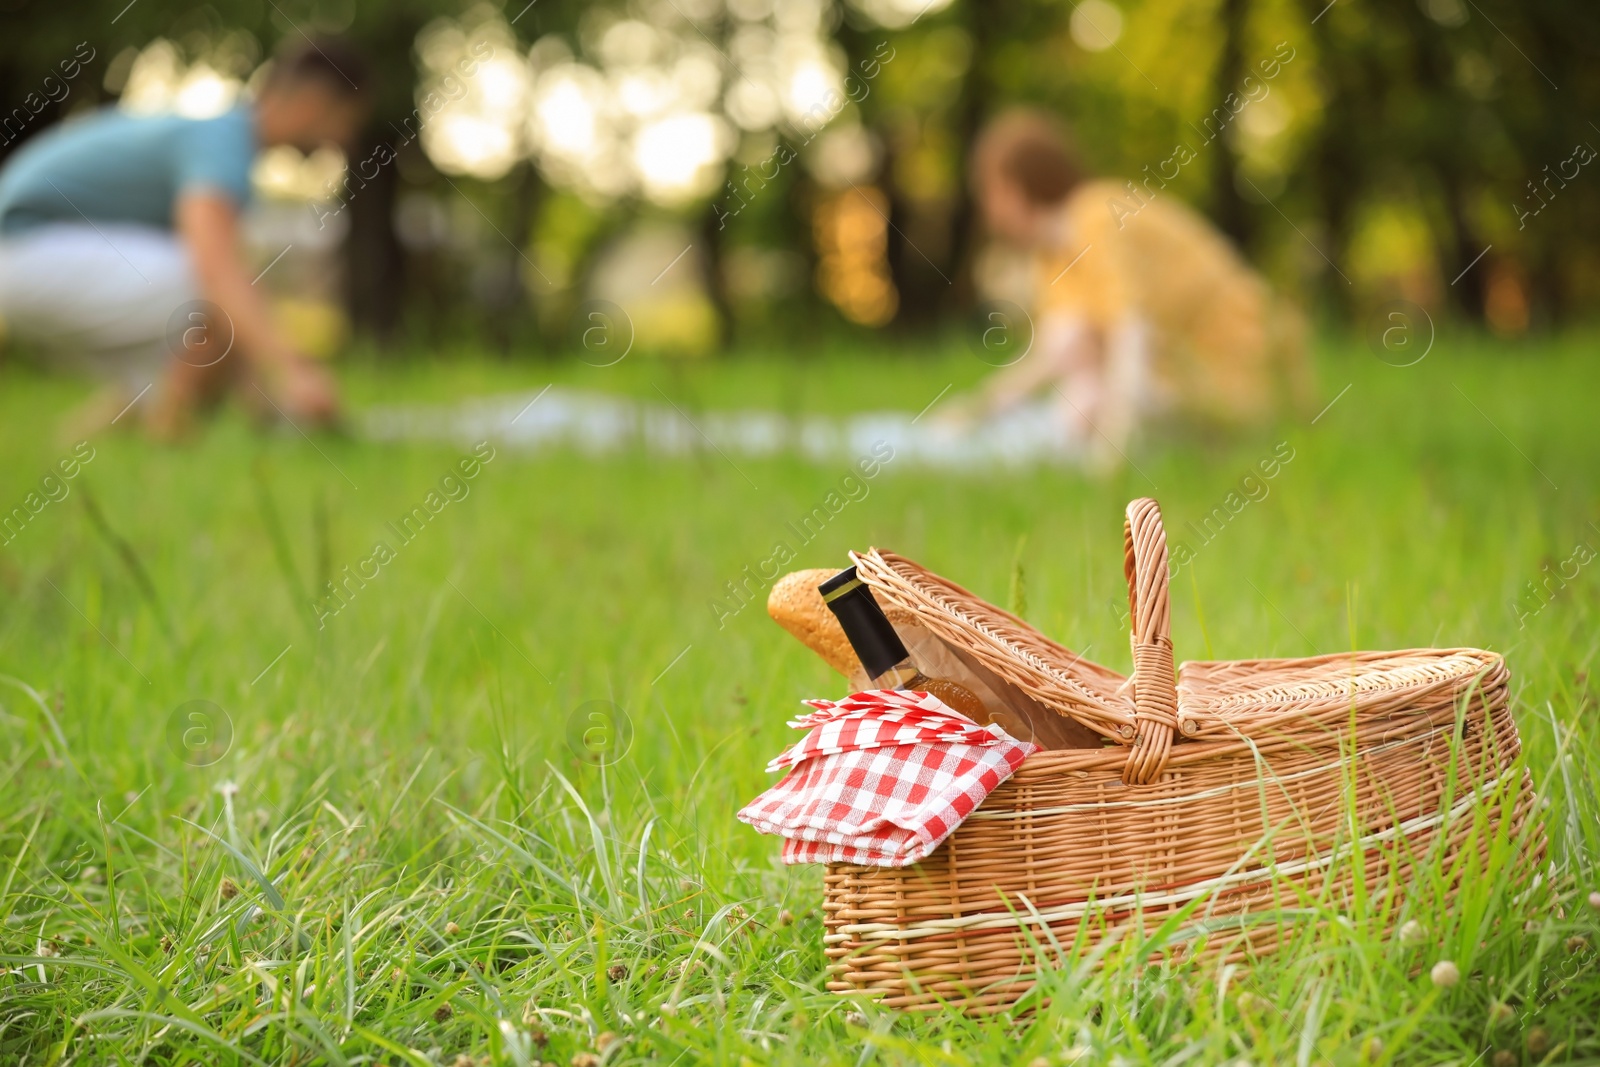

{"left": 0, "top": 222, "right": 197, "bottom": 390}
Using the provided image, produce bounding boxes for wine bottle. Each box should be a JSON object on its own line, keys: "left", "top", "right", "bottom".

{"left": 818, "top": 567, "right": 989, "bottom": 720}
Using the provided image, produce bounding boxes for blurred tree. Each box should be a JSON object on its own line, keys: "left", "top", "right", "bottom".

{"left": 2, "top": 0, "right": 1596, "bottom": 344}
{"left": 1291, "top": 0, "right": 1594, "bottom": 326}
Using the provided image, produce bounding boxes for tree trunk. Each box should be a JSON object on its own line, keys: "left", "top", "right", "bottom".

{"left": 1437, "top": 169, "right": 1487, "bottom": 321}
{"left": 1296, "top": 0, "right": 1364, "bottom": 317}
{"left": 497, "top": 161, "right": 545, "bottom": 354}
{"left": 344, "top": 143, "right": 404, "bottom": 342}
{"left": 1208, "top": 0, "right": 1253, "bottom": 253}
{"left": 698, "top": 198, "right": 732, "bottom": 351}
{"left": 944, "top": 0, "right": 996, "bottom": 313}
{"left": 882, "top": 143, "right": 938, "bottom": 328}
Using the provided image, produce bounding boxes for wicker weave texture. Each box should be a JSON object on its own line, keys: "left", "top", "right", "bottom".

{"left": 819, "top": 498, "right": 1542, "bottom": 1011}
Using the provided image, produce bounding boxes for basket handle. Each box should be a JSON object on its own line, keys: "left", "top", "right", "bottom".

{"left": 1121, "top": 498, "right": 1177, "bottom": 784}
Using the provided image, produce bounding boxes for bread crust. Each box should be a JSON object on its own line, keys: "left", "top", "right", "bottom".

{"left": 766, "top": 569, "right": 864, "bottom": 681}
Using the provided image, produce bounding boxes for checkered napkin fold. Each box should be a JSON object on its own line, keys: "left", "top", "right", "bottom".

{"left": 737, "top": 689, "right": 1037, "bottom": 867}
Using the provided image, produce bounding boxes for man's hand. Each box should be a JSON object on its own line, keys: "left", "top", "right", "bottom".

{"left": 244, "top": 355, "right": 341, "bottom": 428}
{"left": 176, "top": 190, "right": 344, "bottom": 428}
{"left": 275, "top": 356, "right": 341, "bottom": 425}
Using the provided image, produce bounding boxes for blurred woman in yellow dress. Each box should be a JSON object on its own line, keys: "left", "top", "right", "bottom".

{"left": 955, "top": 108, "right": 1310, "bottom": 467}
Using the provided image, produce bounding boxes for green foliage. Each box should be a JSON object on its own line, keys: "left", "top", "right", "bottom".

{"left": 5, "top": 0, "right": 1596, "bottom": 338}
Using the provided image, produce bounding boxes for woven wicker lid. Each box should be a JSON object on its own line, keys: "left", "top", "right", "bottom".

{"left": 851, "top": 499, "right": 1507, "bottom": 783}
{"left": 1175, "top": 648, "right": 1507, "bottom": 740}
{"left": 855, "top": 549, "right": 1505, "bottom": 736}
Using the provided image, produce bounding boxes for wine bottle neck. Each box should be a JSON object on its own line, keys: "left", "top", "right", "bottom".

{"left": 819, "top": 567, "right": 913, "bottom": 680}
{"left": 870, "top": 662, "right": 925, "bottom": 689}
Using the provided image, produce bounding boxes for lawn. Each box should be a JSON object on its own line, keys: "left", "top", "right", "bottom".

{"left": 0, "top": 332, "right": 1597, "bottom": 1065}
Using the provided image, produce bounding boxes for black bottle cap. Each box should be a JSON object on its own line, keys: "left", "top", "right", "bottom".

{"left": 819, "top": 566, "right": 911, "bottom": 681}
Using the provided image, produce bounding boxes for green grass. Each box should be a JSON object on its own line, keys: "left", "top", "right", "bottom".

{"left": 0, "top": 332, "right": 1597, "bottom": 1065}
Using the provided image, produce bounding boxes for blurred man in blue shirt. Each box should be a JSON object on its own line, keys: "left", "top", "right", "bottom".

{"left": 0, "top": 39, "right": 366, "bottom": 437}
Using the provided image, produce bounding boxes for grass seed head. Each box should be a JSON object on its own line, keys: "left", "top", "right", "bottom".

{"left": 445, "top": 921, "right": 461, "bottom": 936}
{"left": 570, "top": 1054, "right": 600, "bottom": 1067}
{"left": 1430, "top": 960, "right": 1461, "bottom": 987}
{"left": 1489, "top": 1001, "right": 1515, "bottom": 1026}
{"left": 597, "top": 1031, "right": 619, "bottom": 1051}
{"left": 1398, "top": 920, "right": 1426, "bottom": 946}
{"left": 1588, "top": 890, "right": 1600, "bottom": 911}
{"left": 1360, "top": 1036, "right": 1384, "bottom": 1062}
{"left": 1526, "top": 1027, "right": 1550, "bottom": 1056}
{"left": 1028, "top": 1058, "right": 1050, "bottom": 1067}
{"left": 607, "top": 963, "right": 628, "bottom": 981}
{"left": 220, "top": 878, "right": 238, "bottom": 900}
{"left": 1235, "top": 991, "right": 1270, "bottom": 1015}
{"left": 1565, "top": 934, "right": 1589, "bottom": 953}
{"left": 434, "top": 1003, "right": 453, "bottom": 1023}
{"left": 518, "top": 1005, "right": 548, "bottom": 1039}
{"left": 779, "top": 908, "right": 795, "bottom": 926}
{"left": 1491, "top": 1051, "right": 1516, "bottom": 1067}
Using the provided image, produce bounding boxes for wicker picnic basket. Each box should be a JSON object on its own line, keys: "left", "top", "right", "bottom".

{"left": 817, "top": 498, "right": 1542, "bottom": 1011}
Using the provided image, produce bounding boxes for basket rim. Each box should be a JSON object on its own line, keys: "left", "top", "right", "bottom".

{"left": 852, "top": 544, "right": 1503, "bottom": 751}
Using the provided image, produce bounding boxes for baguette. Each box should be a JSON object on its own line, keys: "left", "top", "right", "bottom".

{"left": 766, "top": 569, "right": 871, "bottom": 686}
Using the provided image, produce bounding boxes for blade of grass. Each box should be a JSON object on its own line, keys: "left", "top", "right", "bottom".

{"left": 78, "top": 481, "right": 178, "bottom": 646}
{"left": 251, "top": 457, "right": 312, "bottom": 630}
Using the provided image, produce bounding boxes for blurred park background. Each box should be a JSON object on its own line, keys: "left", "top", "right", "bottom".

{"left": 3, "top": 0, "right": 1595, "bottom": 361}
{"left": 5, "top": 3, "right": 1600, "bottom": 1062}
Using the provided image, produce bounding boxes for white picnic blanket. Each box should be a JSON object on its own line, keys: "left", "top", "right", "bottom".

{"left": 360, "top": 387, "right": 1083, "bottom": 469}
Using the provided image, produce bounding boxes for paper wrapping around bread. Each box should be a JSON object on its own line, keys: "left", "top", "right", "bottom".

{"left": 766, "top": 569, "right": 1101, "bottom": 750}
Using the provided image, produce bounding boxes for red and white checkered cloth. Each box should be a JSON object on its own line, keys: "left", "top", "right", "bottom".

{"left": 767, "top": 688, "right": 1020, "bottom": 771}
{"left": 738, "top": 690, "right": 1036, "bottom": 867}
